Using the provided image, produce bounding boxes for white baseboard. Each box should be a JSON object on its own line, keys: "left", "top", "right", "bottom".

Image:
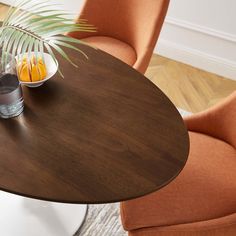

{"left": 165, "top": 17, "right": 236, "bottom": 43}
{"left": 156, "top": 17, "right": 236, "bottom": 81}
{"left": 156, "top": 39, "right": 236, "bottom": 80}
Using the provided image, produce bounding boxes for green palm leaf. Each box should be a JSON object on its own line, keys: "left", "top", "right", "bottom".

{"left": 0, "top": 0, "right": 95, "bottom": 77}
{"left": 49, "top": 40, "right": 89, "bottom": 59}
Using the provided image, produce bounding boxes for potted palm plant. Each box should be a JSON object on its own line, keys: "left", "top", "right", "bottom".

{"left": 0, "top": 0, "right": 95, "bottom": 118}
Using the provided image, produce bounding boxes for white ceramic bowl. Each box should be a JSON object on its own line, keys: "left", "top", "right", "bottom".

{"left": 16, "top": 53, "right": 58, "bottom": 88}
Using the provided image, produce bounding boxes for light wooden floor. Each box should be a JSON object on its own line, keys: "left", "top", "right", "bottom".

{"left": 146, "top": 55, "right": 236, "bottom": 113}
{"left": 1, "top": 3, "right": 236, "bottom": 113}
{"left": 0, "top": 4, "right": 8, "bottom": 21}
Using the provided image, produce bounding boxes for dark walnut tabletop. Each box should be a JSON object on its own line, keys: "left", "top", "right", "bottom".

{"left": 0, "top": 44, "right": 189, "bottom": 204}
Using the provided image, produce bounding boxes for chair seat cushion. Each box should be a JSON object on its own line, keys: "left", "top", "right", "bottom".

{"left": 81, "top": 36, "right": 137, "bottom": 66}
{"left": 121, "top": 131, "right": 236, "bottom": 231}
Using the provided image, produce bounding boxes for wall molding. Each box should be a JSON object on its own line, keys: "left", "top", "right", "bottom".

{"left": 156, "top": 39, "right": 236, "bottom": 80}
{"left": 165, "top": 16, "right": 236, "bottom": 43}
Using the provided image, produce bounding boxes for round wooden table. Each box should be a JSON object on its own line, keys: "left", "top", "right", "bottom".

{"left": 0, "top": 45, "right": 189, "bottom": 235}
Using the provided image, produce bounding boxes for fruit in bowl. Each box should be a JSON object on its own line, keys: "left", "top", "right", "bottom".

{"left": 16, "top": 53, "right": 58, "bottom": 88}
{"left": 0, "top": 0, "right": 95, "bottom": 88}
{"left": 17, "top": 56, "right": 47, "bottom": 82}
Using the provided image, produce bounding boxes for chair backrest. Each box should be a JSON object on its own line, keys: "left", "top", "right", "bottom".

{"left": 69, "top": 0, "right": 170, "bottom": 73}
{"left": 184, "top": 91, "right": 236, "bottom": 148}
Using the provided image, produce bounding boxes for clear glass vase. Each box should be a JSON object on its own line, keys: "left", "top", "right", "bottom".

{"left": 0, "top": 50, "right": 24, "bottom": 119}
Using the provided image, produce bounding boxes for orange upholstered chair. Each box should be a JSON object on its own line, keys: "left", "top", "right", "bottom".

{"left": 120, "top": 91, "right": 236, "bottom": 236}
{"left": 68, "top": 0, "right": 170, "bottom": 74}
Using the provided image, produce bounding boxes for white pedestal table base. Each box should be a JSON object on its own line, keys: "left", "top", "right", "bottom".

{"left": 0, "top": 191, "right": 87, "bottom": 236}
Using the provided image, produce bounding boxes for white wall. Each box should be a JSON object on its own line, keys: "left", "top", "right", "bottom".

{"left": 167, "top": 0, "right": 236, "bottom": 35}
{"left": 157, "top": 0, "right": 236, "bottom": 80}
{"left": 1, "top": 0, "right": 236, "bottom": 80}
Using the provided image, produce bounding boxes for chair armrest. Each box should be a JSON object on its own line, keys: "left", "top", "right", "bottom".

{"left": 184, "top": 91, "right": 236, "bottom": 148}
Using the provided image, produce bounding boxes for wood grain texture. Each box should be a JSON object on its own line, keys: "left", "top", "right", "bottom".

{"left": 0, "top": 3, "right": 235, "bottom": 113}
{"left": 0, "top": 4, "right": 8, "bottom": 22}
{"left": 0, "top": 44, "right": 189, "bottom": 204}
{"left": 146, "top": 55, "right": 236, "bottom": 113}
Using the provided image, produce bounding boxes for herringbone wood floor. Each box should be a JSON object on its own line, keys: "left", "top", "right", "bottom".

{"left": 146, "top": 55, "right": 236, "bottom": 113}
{"left": 1, "top": 3, "right": 236, "bottom": 113}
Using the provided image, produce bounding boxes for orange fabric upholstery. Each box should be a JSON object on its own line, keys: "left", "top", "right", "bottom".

{"left": 81, "top": 36, "right": 137, "bottom": 66}
{"left": 128, "top": 214, "right": 236, "bottom": 236}
{"left": 184, "top": 92, "right": 236, "bottom": 148}
{"left": 68, "top": 0, "right": 170, "bottom": 74}
{"left": 120, "top": 91, "right": 236, "bottom": 236}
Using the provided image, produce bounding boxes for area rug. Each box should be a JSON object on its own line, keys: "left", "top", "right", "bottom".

{"left": 76, "top": 108, "right": 192, "bottom": 236}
